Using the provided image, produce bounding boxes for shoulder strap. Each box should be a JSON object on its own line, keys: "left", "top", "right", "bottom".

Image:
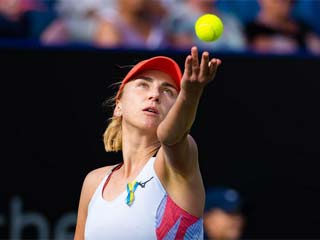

{"left": 102, "top": 162, "right": 123, "bottom": 193}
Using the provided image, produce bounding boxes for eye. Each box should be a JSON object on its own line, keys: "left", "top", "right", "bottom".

{"left": 162, "top": 88, "right": 174, "bottom": 96}
{"left": 137, "top": 81, "right": 149, "bottom": 88}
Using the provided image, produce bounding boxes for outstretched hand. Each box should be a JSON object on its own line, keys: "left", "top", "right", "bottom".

{"left": 181, "top": 46, "right": 221, "bottom": 93}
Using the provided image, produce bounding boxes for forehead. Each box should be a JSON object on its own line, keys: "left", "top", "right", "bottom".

{"left": 134, "top": 70, "right": 177, "bottom": 86}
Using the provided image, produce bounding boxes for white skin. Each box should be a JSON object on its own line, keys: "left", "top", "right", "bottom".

{"left": 74, "top": 46, "right": 221, "bottom": 239}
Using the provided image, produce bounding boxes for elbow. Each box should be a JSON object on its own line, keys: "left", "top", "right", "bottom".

{"left": 157, "top": 125, "right": 171, "bottom": 146}
{"left": 157, "top": 124, "right": 176, "bottom": 146}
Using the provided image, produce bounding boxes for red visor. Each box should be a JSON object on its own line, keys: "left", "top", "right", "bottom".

{"left": 116, "top": 56, "right": 182, "bottom": 99}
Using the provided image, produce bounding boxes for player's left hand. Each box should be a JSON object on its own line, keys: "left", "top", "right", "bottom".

{"left": 181, "top": 46, "right": 221, "bottom": 94}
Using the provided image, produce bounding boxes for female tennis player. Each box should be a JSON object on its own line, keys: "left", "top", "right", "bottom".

{"left": 74, "top": 46, "right": 221, "bottom": 239}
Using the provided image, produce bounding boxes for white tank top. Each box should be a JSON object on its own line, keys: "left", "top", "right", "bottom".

{"left": 84, "top": 157, "right": 203, "bottom": 240}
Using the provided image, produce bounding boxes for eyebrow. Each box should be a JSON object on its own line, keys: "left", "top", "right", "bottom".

{"left": 136, "top": 76, "right": 177, "bottom": 90}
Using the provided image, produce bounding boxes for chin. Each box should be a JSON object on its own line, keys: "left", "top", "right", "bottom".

{"left": 142, "top": 119, "right": 160, "bottom": 130}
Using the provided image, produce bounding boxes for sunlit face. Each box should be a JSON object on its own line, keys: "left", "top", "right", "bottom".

{"left": 116, "top": 70, "right": 179, "bottom": 133}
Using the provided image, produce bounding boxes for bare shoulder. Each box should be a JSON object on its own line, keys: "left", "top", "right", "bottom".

{"left": 75, "top": 164, "right": 116, "bottom": 239}
{"left": 81, "top": 165, "right": 116, "bottom": 200}
{"left": 84, "top": 165, "right": 114, "bottom": 189}
{"left": 86, "top": 165, "right": 113, "bottom": 181}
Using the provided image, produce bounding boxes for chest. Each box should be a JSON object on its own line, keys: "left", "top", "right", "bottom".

{"left": 85, "top": 179, "right": 165, "bottom": 240}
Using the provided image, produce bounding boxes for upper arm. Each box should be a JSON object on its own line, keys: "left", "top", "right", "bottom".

{"left": 155, "top": 135, "right": 205, "bottom": 216}
{"left": 74, "top": 167, "right": 110, "bottom": 240}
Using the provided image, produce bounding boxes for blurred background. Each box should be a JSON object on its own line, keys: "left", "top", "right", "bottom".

{"left": 1, "top": 0, "right": 320, "bottom": 239}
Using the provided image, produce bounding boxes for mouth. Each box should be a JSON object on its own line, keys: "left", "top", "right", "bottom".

{"left": 143, "top": 107, "right": 159, "bottom": 115}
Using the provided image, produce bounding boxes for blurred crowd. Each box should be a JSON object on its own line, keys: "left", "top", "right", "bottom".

{"left": 1, "top": 0, "right": 320, "bottom": 55}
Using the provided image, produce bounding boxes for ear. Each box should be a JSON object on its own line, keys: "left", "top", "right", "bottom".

{"left": 113, "top": 101, "right": 122, "bottom": 117}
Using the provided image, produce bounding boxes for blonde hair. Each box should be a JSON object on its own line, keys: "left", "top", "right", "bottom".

{"left": 103, "top": 115, "right": 122, "bottom": 152}
{"left": 103, "top": 82, "right": 123, "bottom": 152}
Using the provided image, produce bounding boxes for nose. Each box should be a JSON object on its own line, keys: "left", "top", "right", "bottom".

{"left": 148, "top": 87, "right": 160, "bottom": 103}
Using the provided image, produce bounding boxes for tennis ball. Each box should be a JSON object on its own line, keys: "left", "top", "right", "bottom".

{"left": 195, "top": 14, "right": 224, "bottom": 42}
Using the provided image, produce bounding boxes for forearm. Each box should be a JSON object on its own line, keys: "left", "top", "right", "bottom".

{"left": 157, "top": 47, "right": 220, "bottom": 146}
{"left": 157, "top": 87, "right": 203, "bottom": 145}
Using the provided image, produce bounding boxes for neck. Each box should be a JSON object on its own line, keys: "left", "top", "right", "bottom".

{"left": 120, "top": 126, "right": 160, "bottom": 179}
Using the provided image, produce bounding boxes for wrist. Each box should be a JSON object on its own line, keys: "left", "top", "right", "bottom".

{"left": 180, "top": 86, "right": 204, "bottom": 103}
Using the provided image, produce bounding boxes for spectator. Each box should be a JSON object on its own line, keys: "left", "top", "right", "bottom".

{"left": 245, "top": 0, "right": 320, "bottom": 55}
{"left": 40, "top": 0, "right": 108, "bottom": 46}
{"left": 95, "top": 0, "right": 169, "bottom": 49}
{"left": 166, "top": 0, "right": 246, "bottom": 52}
{"left": 204, "top": 187, "right": 244, "bottom": 240}
{"left": 0, "top": 0, "right": 42, "bottom": 39}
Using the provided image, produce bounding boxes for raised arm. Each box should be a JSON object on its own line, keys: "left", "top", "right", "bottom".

{"left": 157, "top": 46, "right": 221, "bottom": 173}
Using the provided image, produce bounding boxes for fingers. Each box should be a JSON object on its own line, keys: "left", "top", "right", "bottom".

{"left": 184, "top": 46, "right": 199, "bottom": 77}
{"left": 200, "top": 51, "right": 221, "bottom": 79}
{"left": 191, "top": 46, "right": 199, "bottom": 67}
{"left": 191, "top": 46, "right": 200, "bottom": 76}
{"left": 184, "top": 55, "right": 192, "bottom": 76}
{"left": 184, "top": 46, "right": 222, "bottom": 80}
{"left": 208, "top": 58, "right": 221, "bottom": 75}
{"left": 200, "top": 51, "right": 210, "bottom": 76}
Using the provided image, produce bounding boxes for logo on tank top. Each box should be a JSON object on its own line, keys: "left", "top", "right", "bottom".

{"left": 126, "top": 176, "right": 154, "bottom": 206}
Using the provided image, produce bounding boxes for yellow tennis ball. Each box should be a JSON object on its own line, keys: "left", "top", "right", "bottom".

{"left": 195, "top": 14, "right": 224, "bottom": 42}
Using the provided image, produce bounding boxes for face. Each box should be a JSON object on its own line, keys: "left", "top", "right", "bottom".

{"left": 116, "top": 70, "right": 178, "bottom": 133}
{"left": 119, "top": 0, "right": 148, "bottom": 14}
{"left": 260, "top": 0, "right": 294, "bottom": 19}
{"left": 204, "top": 209, "right": 244, "bottom": 240}
{"left": 0, "top": 0, "right": 22, "bottom": 19}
